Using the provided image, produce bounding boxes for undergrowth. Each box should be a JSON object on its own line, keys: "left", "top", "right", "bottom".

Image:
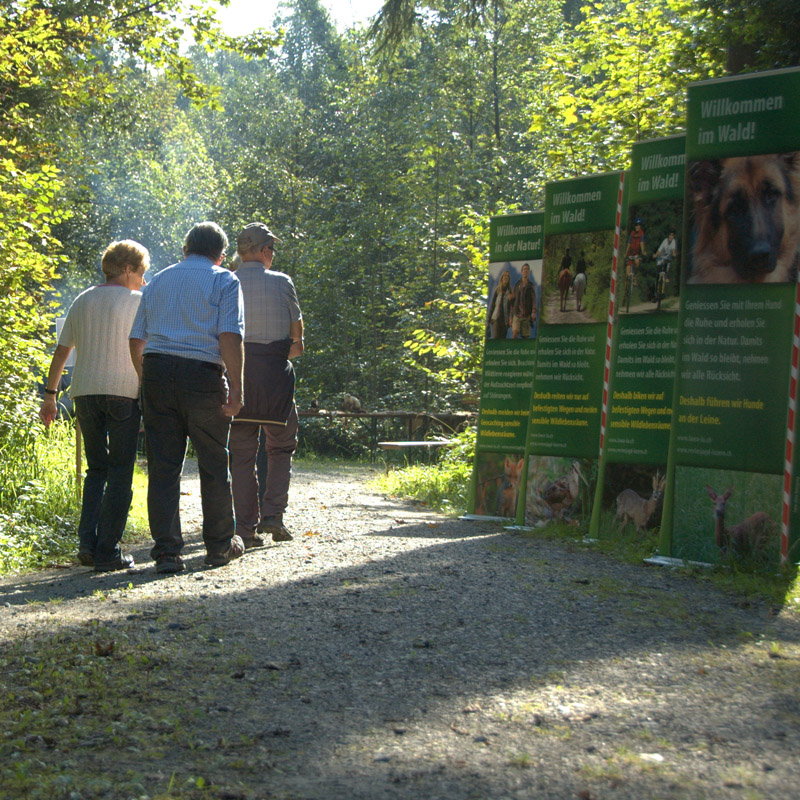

{"left": 0, "top": 418, "right": 81, "bottom": 574}
{"left": 373, "top": 428, "right": 474, "bottom": 514}
{"left": 0, "top": 418, "right": 149, "bottom": 577}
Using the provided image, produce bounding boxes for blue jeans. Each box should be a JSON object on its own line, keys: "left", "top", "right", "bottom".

{"left": 74, "top": 394, "right": 141, "bottom": 566}
{"left": 141, "top": 354, "right": 235, "bottom": 561}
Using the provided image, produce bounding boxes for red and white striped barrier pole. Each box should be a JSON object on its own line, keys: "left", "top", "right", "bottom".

{"left": 599, "top": 173, "right": 625, "bottom": 457}
{"left": 782, "top": 279, "right": 800, "bottom": 564}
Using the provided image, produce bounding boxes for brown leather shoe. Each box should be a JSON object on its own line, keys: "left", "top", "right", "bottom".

{"left": 260, "top": 516, "right": 293, "bottom": 542}
{"left": 241, "top": 532, "right": 266, "bottom": 549}
{"left": 204, "top": 534, "right": 246, "bottom": 567}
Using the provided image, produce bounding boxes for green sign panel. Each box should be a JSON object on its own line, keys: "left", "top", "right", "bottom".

{"left": 520, "top": 173, "right": 623, "bottom": 530}
{"left": 687, "top": 68, "right": 800, "bottom": 160}
{"left": 467, "top": 211, "right": 544, "bottom": 519}
{"left": 605, "top": 315, "right": 678, "bottom": 463}
{"left": 529, "top": 324, "right": 606, "bottom": 456}
{"left": 591, "top": 137, "right": 685, "bottom": 541}
{"left": 661, "top": 67, "right": 800, "bottom": 567}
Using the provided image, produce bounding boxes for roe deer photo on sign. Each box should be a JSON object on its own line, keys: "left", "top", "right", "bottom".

{"left": 704, "top": 485, "right": 778, "bottom": 556}
{"left": 615, "top": 471, "right": 666, "bottom": 533}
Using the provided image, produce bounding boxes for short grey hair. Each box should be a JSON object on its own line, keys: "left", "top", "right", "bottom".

{"left": 184, "top": 221, "right": 228, "bottom": 261}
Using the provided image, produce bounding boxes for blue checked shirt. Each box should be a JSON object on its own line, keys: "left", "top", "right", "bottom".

{"left": 129, "top": 255, "right": 245, "bottom": 365}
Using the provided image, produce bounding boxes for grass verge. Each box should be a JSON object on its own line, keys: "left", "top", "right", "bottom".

{"left": 0, "top": 419, "right": 81, "bottom": 574}
{"left": 372, "top": 429, "right": 474, "bottom": 515}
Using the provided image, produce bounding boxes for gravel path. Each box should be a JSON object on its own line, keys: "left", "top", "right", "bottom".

{"left": 2, "top": 461, "right": 800, "bottom": 800}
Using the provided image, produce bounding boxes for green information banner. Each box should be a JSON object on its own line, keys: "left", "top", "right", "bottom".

{"left": 466, "top": 211, "right": 543, "bottom": 519}
{"left": 675, "top": 286, "right": 793, "bottom": 472}
{"left": 478, "top": 341, "right": 537, "bottom": 452}
{"left": 519, "top": 173, "right": 622, "bottom": 529}
{"left": 605, "top": 315, "right": 678, "bottom": 460}
{"left": 530, "top": 324, "right": 606, "bottom": 455}
{"left": 660, "top": 67, "right": 800, "bottom": 567}
{"left": 590, "top": 136, "right": 685, "bottom": 541}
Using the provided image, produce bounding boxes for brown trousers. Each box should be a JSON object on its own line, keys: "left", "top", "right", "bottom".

{"left": 229, "top": 404, "right": 298, "bottom": 535}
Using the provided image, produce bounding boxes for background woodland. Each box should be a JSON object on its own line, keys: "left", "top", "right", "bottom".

{"left": 2, "top": 0, "right": 800, "bottom": 539}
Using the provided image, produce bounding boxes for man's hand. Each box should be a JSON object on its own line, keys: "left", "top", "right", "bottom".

{"left": 218, "top": 331, "right": 244, "bottom": 417}
{"left": 289, "top": 320, "right": 304, "bottom": 360}
{"left": 129, "top": 338, "right": 146, "bottom": 382}
{"left": 222, "top": 385, "right": 243, "bottom": 417}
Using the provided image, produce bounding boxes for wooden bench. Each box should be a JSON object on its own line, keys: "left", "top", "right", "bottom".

{"left": 377, "top": 439, "right": 453, "bottom": 472}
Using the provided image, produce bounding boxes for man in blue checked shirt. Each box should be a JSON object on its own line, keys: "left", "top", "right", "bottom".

{"left": 129, "top": 222, "right": 246, "bottom": 574}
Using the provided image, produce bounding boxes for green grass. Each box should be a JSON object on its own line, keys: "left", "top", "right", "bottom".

{"left": 0, "top": 617, "right": 250, "bottom": 799}
{"left": 0, "top": 418, "right": 81, "bottom": 574}
{"left": 594, "top": 507, "right": 661, "bottom": 564}
{"left": 372, "top": 428, "right": 474, "bottom": 514}
{"left": 127, "top": 460, "right": 150, "bottom": 538}
{"left": 0, "top": 417, "right": 150, "bottom": 575}
{"left": 375, "top": 461, "right": 472, "bottom": 515}
{"left": 521, "top": 513, "right": 800, "bottom": 608}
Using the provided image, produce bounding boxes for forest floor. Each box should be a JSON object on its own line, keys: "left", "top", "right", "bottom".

{"left": 2, "top": 461, "right": 800, "bottom": 800}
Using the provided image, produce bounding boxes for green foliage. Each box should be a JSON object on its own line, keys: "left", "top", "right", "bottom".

{"left": 0, "top": 0, "right": 274, "bottom": 558}
{"left": 298, "top": 417, "right": 373, "bottom": 459}
{"left": 529, "top": 0, "right": 723, "bottom": 176}
{"left": 374, "top": 427, "right": 475, "bottom": 514}
{"left": 0, "top": 417, "right": 80, "bottom": 574}
{"left": 404, "top": 209, "right": 491, "bottom": 389}
{"left": 696, "top": 0, "right": 800, "bottom": 72}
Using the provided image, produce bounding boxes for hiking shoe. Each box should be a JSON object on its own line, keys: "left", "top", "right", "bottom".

{"left": 77, "top": 551, "right": 94, "bottom": 567}
{"left": 270, "top": 525, "right": 293, "bottom": 542}
{"left": 204, "top": 534, "right": 245, "bottom": 567}
{"left": 155, "top": 554, "right": 185, "bottom": 574}
{"left": 94, "top": 554, "right": 135, "bottom": 573}
{"left": 241, "top": 532, "right": 266, "bottom": 550}
{"left": 260, "top": 516, "right": 293, "bottom": 542}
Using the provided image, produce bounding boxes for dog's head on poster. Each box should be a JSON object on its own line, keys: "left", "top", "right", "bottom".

{"left": 688, "top": 153, "right": 800, "bottom": 284}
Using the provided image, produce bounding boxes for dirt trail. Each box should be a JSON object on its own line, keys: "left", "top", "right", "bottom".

{"left": 543, "top": 287, "right": 598, "bottom": 324}
{"left": 2, "top": 461, "right": 800, "bottom": 799}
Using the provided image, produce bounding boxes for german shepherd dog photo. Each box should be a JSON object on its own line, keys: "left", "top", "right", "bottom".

{"left": 687, "top": 152, "right": 800, "bottom": 284}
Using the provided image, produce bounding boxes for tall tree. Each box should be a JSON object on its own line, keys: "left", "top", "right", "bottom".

{"left": 0, "top": 0, "right": 275, "bottom": 509}
{"left": 528, "top": 0, "right": 722, "bottom": 177}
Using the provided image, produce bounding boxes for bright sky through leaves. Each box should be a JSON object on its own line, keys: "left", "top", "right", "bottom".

{"left": 217, "top": 0, "right": 384, "bottom": 34}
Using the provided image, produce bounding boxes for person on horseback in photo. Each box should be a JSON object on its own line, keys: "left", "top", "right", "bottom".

{"left": 572, "top": 250, "right": 588, "bottom": 312}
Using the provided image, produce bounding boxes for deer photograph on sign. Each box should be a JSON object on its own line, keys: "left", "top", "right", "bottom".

{"left": 670, "top": 466, "right": 781, "bottom": 568}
